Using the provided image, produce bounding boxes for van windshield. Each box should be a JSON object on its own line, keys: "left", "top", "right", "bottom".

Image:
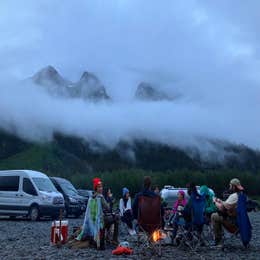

{"left": 59, "top": 181, "right": 78, "bottom": 196}
{"left": 33, "top": 178, "right": 57, "bottom": 192}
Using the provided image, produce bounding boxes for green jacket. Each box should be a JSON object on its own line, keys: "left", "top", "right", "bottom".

{"left": 200, "top": 185, "right": 217, "bottom": 214}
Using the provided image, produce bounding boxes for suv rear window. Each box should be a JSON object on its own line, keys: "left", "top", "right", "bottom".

{"left": 0, "top": 176, "right": 20, "bottom": 191}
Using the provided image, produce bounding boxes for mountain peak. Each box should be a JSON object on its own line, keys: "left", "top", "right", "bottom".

{"left": 32, "top": 65, "right": 68, "bottom": 87}
{"left": 28, "top": 66, "right": 110, "bottom": 101}
{"left": 34, "top": 65, "right": 59, "bottom": 79}
{"left": 29, "top": 66, "right": 71, "bottom": 97}
{"left": 73, "top": 71, "right": 110, "bottom": 101}
{"left": 135, "top": 82, "right": 171, "bottom": 101}
{"left": 80, "top": 71, "right": 98, "bottom": 82}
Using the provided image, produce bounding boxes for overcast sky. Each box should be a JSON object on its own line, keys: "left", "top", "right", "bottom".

{"left": 0, "top": 0, "right": 260, "bottom": 153}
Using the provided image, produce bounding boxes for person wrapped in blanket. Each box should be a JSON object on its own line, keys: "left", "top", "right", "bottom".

{"left": 119, "top": 187, "right": 136, "bottom": 235}
{"left": 76, "top": 178, "right": 118, "bottom": 250}
{"left": 171, "top": 190, "right": 187, "bottom": 241}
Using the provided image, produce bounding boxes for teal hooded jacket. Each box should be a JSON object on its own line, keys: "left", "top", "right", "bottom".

{"left": 200, "top": 185, "right": 217, "bottom": 214}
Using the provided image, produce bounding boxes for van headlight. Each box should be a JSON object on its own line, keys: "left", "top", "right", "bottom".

{"left": 42, "top": 195, "right": 52, "bottom": 202}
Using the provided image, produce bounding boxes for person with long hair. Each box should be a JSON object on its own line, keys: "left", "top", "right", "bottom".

{"left": 119, "top": 187, "right": 136, "bottom": 235}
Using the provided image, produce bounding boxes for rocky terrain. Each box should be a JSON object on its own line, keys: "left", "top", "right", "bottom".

{"left": 0, "top": 212, "right": 259, "bottom": 260}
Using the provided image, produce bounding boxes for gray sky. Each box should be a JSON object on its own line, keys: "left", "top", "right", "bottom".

{"left": 0, "top": 0, "right": 260, "bottom": 153}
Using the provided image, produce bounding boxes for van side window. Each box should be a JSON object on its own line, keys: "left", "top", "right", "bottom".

{"left": 23, "top": 178, "right": 37, "bottom": 196}
{"left": 0, "top": 176, "right": 19, "bottom": 191}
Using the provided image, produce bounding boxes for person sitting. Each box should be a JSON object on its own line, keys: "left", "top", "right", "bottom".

{"left": 76, "top": 177, "right": 109, "bottom": 250}
{"left": 163, "top": 207, "right": 174, "bottom": 230}
{"left": 173, "top": 190, "right": 187, "bottom": 214}
{"left": 103, "top": 188, "right": 119, "bottom": 245}
{"left": 153, "top": 185, "right": 160, "bottom": 195}
{"left": 182, "top": 183, "right": 205, "bottom": 240}
{"left": 171, "top": 190, "right": 187, "bottom": 241}
{"left": 183, "top": 183, "right": 199, "bottom": 223}
{"left": 132, "top": 176, "right": 159, "bottom": 220}
{"left": 119, "top": 187, "right": 136, "bottom": 235}
{"left": 105, "top": 188, "right": 115, "bottom": 213}
{"left": 211, "top": 178, "right": 244, "bottom": 247}
{"left": 200, "top": 185, "right": 217, "bottom": 223}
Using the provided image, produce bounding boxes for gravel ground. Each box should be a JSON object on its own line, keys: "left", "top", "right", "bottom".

{"left": 0, "top": 212, "right": 259, "bottom": 260}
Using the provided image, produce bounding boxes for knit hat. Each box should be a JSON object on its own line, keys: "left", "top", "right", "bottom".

{"left": 122, "top": 187, "right": 129, "bottom": 197}
{"left": 230, "top": 178, "right": 244, "bottom": 191}
{"left": 93, "top": 178, "right": 102, "bottom": 191}
{"left": 178, "top": 190, "right": 185, "bottom": 197}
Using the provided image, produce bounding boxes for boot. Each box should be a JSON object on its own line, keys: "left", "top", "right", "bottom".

{"left": 99, "top": 229, "right": 106, "bottom": 250}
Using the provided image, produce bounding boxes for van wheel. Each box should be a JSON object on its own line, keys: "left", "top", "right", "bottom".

{"left": 29, "top": 206, "right": 39, "bottom": 221}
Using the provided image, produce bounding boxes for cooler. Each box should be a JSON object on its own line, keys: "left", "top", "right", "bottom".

{"left": 51, "top": 220, "right": 68, "bottom": 245}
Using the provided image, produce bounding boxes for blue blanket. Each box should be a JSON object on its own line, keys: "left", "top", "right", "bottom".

{"left": 76, "top": 197, "right": 104, "bottom": 247}
{"left": 237, "top": 192, "right": 252, "bottom": 247}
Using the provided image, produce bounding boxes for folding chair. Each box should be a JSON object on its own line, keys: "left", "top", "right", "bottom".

{"left": 175, "top": 193, "right": 206, "bottom": 251}
{"left": 137, "top": 195, "right": 162, "bottom": 257}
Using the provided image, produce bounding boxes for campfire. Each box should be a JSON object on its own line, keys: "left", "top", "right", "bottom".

{"left": 152, "top": 230, "right": 167, "bottom": 242}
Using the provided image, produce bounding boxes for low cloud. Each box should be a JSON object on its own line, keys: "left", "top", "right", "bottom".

{"left": 0, "top": 0, "right": 260, "bottom": 158}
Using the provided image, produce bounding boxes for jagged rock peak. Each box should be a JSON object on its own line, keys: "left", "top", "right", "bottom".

{"left": 80, "top": 71, "right": 99, "bottom": 82}
{"left": 135, "top": 82, "right": 171, "bottom": 101}
{"left": 34, "top": 65, "right": 58, "bottom": 78}
{"left": 74, "top": 71, "right": 110, "bottom": 101}
{"left": 32, "top": 65, "right": 68, "bottom": 87}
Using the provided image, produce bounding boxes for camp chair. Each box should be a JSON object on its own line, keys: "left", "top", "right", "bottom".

{"left": 222, "top": 192, "right": 252, "bottom": 250}
{"left": 175, "top": 192, "right": 206, "bottom": 251}
{"left": 137, "top": 195, "right": 162, "bottom": 257}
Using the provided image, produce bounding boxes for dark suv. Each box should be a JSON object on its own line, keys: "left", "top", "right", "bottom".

{"left": 77, "top": 189, "right": 93, "bottom": 202}
{"left": 50, "top": 177, "right": 87, "bottom": 218}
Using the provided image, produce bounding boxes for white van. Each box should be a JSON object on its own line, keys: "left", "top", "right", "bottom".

{"left": 0, "top": 170, "right": 64, "bottom": 220}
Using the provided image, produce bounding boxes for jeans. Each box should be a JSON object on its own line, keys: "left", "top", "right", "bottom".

{"left": 121, "top": 210, "right": 134, "bottom": 229}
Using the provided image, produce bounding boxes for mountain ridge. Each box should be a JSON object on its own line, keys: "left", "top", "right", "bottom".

{"left": 1, "top": 129, "right": 259, "bottom": 175}
{"left": 27, "top": 66, "right": 176, "bottom": 102}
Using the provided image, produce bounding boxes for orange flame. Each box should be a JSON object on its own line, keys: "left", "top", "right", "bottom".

{"left": 152, "top": 230, "right": 167, "bottom": 242}
{"left": 152, "top": 230, "right": 160, "bottom": 242}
